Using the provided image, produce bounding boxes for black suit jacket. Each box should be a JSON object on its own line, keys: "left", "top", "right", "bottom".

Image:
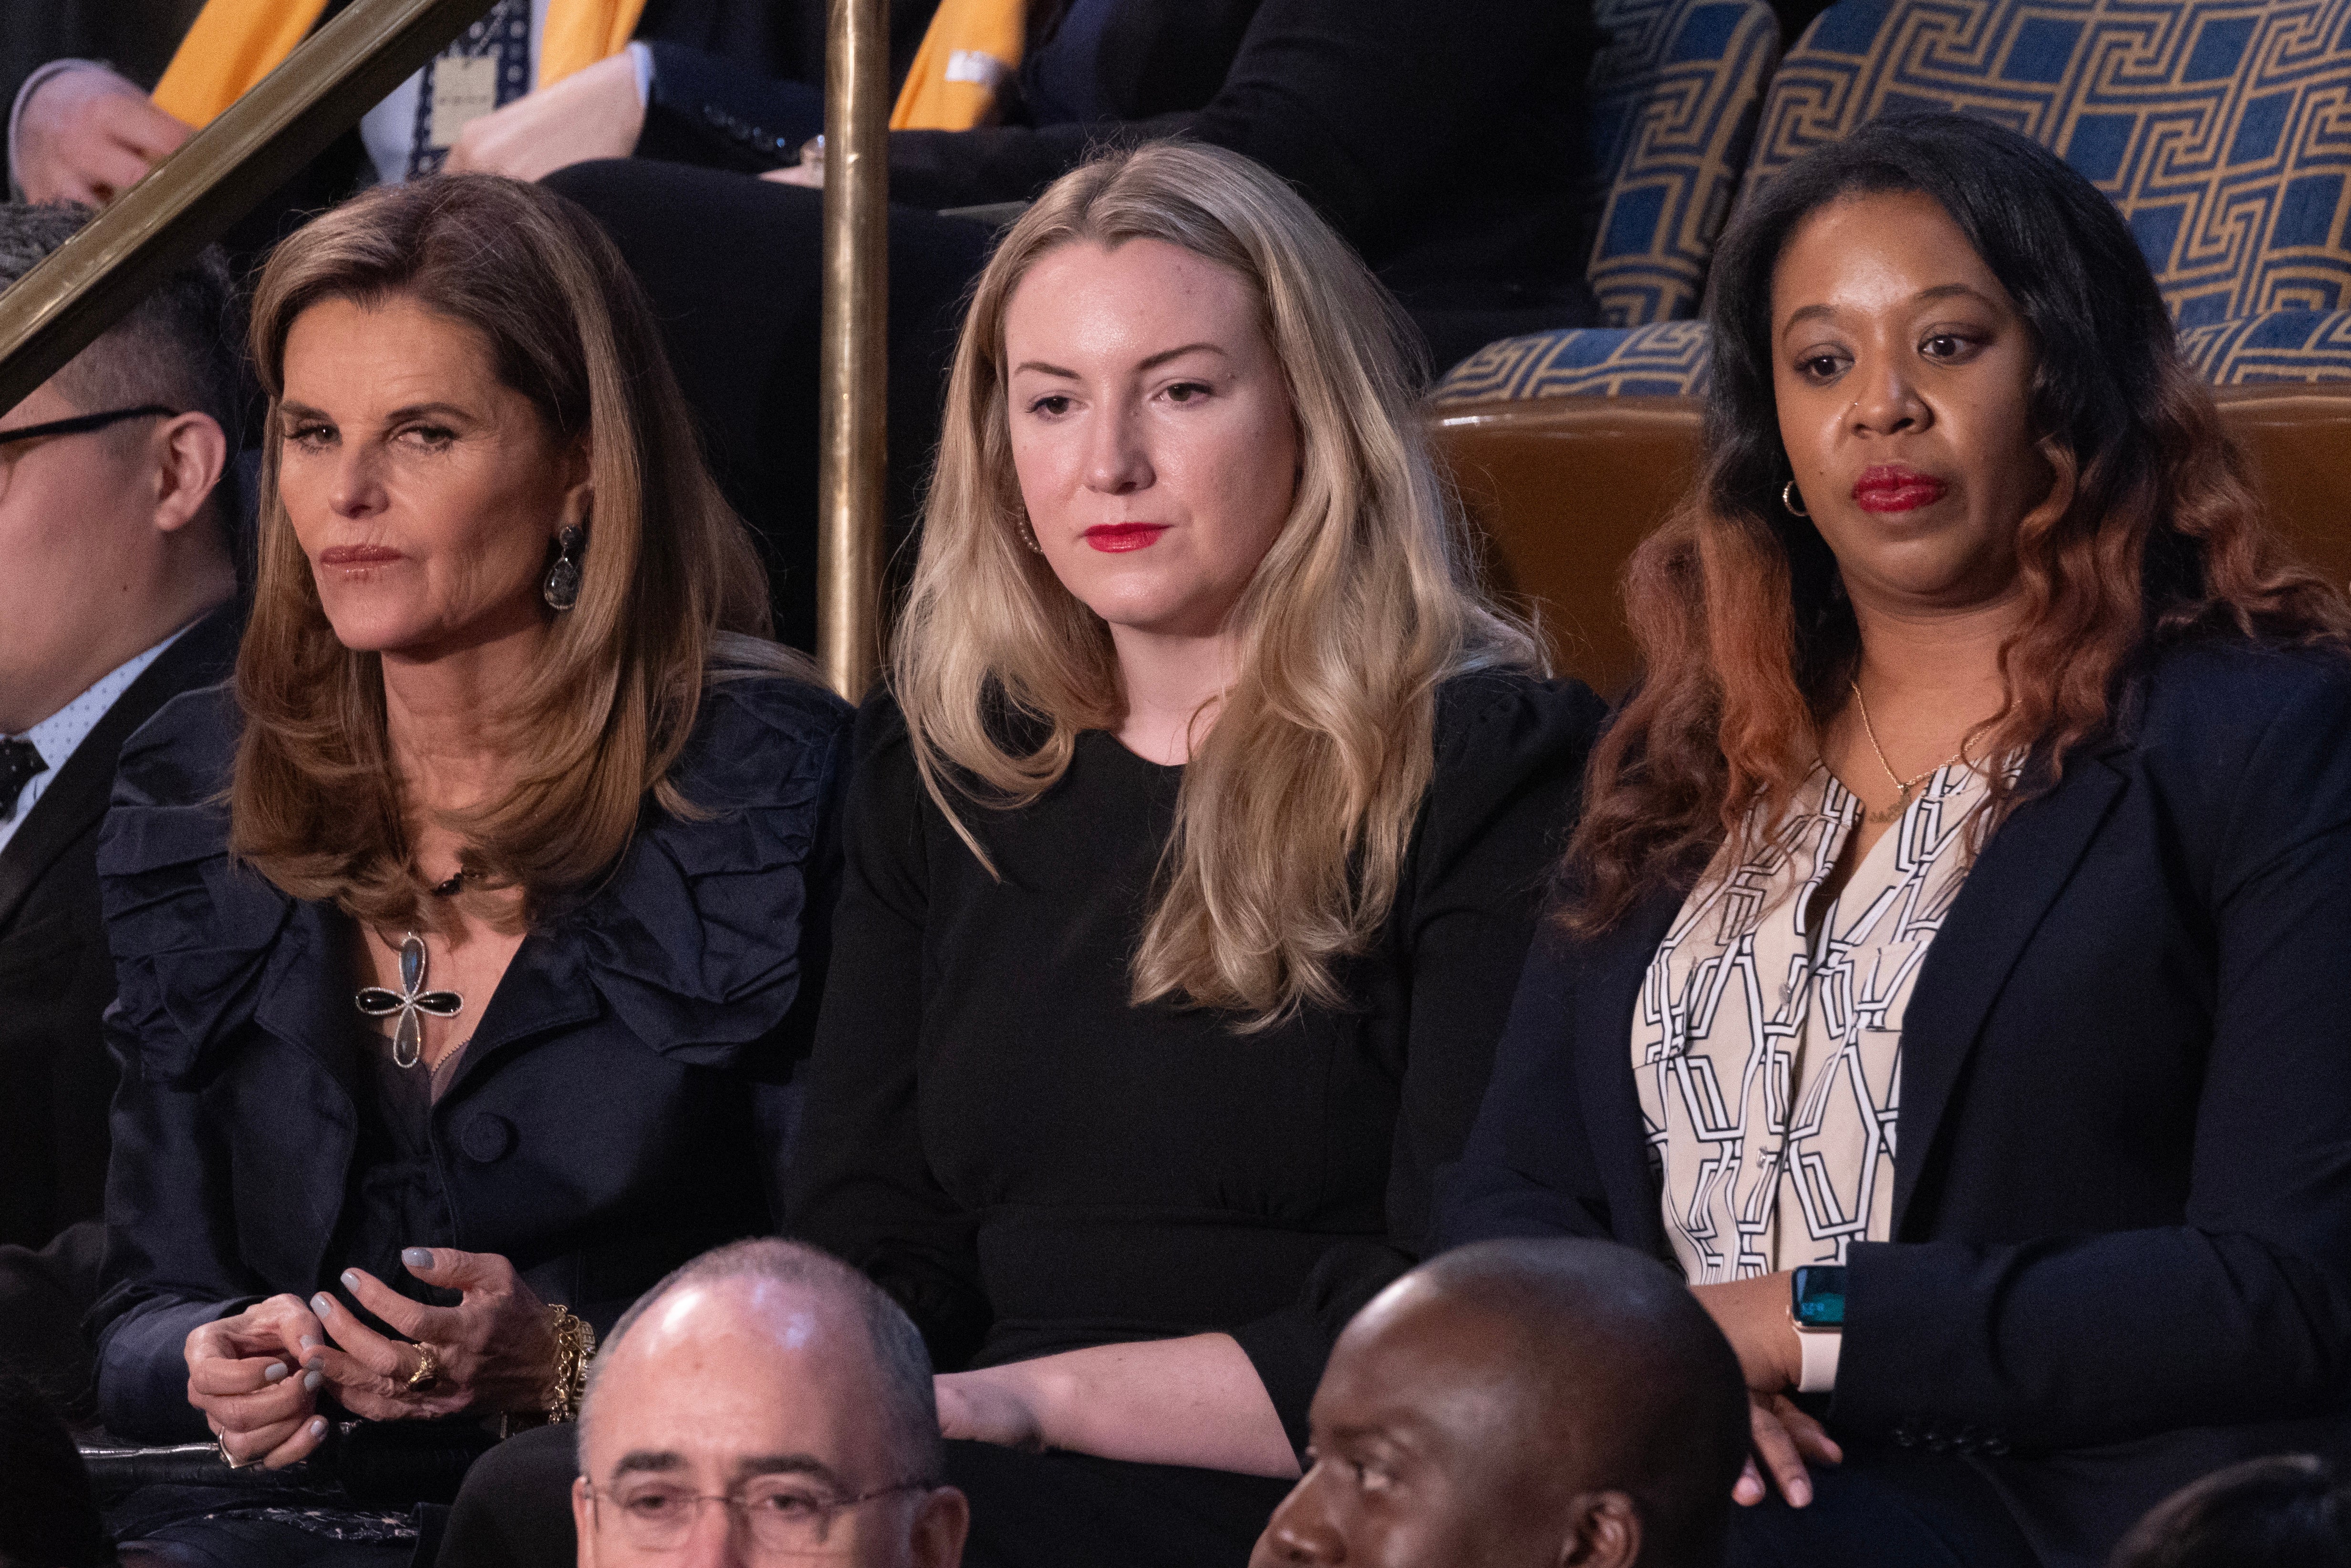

{"left": 649, "top": 0, "right": 1602, "bottom": 327}
{"left": 1440, "top": 639, "right": 2351, "bottom": 1568}
{"left": 90, "top": 672, "right": 849, "bottom": 1440}
{"left": 0, "top": 606, "right": 238, "bottom": 1252}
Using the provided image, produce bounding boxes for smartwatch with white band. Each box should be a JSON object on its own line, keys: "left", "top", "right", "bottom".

{"left": 1789, "top": 1264, "right": 1845, "bottom": 1394}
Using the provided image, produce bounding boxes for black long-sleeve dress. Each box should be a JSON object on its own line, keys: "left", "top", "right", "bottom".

{"left": 782, "top": 670, "right": 1605, "bottom": 1565}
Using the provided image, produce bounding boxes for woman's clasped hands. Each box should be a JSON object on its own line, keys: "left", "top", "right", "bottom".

{"left": 1691, "top": 1272, "right": 1846, "bottom": 1510}
{"left": 184, "top": 1245, "right": 556, "bottom": 1470}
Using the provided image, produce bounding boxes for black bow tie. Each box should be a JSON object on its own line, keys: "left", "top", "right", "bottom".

{"left": 0, "top": 737, "right": 47, "bottom": 823}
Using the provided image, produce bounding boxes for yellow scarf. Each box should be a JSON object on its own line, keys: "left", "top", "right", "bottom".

{"left": 153, "top": 0, "right": 649, "bottom": 130}
{"left": 891, "top": 0, "right": 1025, "bottom": 131}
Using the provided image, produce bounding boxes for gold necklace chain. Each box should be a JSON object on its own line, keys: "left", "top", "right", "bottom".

{"left": 1849, "top": 679, "right": 1966, "bottom": 823}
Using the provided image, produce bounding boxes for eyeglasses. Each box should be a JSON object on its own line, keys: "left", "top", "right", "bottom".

{"left": 584, "top": 1475, "right": 938, "bottom": 1556}
{"left": 0, "top": 404, "right": 179, "bottom": 447}
{"left": 0, "top": 405, "right": 179, "bottom": 505}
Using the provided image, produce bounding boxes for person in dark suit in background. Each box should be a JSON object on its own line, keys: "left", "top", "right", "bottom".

{"left": 0, "top": 0, "right": 203, "bottom": 167}
{"left": 8, "top": 0, "right": 931, "bottom": 210}
{"left": 0, "top": 203, "right": 243, "bottom": 1417}
{"left": 1440, "top": 115, "right": 2351, "bottom": 1568}
{"left": 546, "top": 0, "right": 1604, "bottom": 650}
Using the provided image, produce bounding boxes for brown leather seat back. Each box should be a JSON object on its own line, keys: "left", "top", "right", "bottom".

{"left": 1433, "top": 387, "right": 2351, "bottom": 698}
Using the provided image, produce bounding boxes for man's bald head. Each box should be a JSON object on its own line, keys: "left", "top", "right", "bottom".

{"left": 1252, "top": 1238, "right": 1747, "bottom": 1568}
{"left": 573, "top": 1240, "right": 965, "bottom": 1568}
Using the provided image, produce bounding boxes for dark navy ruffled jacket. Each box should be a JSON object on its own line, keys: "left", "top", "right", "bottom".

{"left": 88, "top": 672, "right": 851, "bottom": 1441}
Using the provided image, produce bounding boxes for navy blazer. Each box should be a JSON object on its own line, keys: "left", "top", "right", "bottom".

{"left": 1440, "top": 640, "right": 2351, "bottom": 1564}
{"left": 87, "top": 671, "right": 850, "bottom": 1442}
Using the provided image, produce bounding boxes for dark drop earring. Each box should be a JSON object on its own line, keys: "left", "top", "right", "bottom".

{"left": 543, "top": 525, "right": 584, "bottom": 611}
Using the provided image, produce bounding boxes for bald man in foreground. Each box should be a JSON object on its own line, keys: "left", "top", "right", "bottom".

{"left": 570, "top": 1238, "right": 969, "bottom": 1568}
{"left": 1251, "top": 1238, "right": 1750, "bottom": 1568}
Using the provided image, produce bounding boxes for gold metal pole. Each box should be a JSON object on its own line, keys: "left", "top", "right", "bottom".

{"left": 0, "top": 0, "right": 494, "bottom": 414}
{"left": 816, "top": 0, "right": 891, "bottom": 701}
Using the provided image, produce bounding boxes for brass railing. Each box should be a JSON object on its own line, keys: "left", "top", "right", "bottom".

{"left": 0, "top": 0, "right": 893, "bottom": 701}
{"left": 0, "top": 0, "right": 495, "bottom": 411}
{"left": 818, "top": 0, "right": 891, "bottom": 701}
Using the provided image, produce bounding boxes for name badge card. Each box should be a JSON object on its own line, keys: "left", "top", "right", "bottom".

{"left": 427, "top": 55, "right": 501, "bottom": 149}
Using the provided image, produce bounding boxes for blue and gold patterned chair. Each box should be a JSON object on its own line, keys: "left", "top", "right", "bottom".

{"left": 1444, "top": 0, "right": 2351, "bottom": 398}
{"left": 1431, "top": 0, "right": 1779, "bottom": 401}
{"left": 1579, "top": 0, "right": 1787, "bottom": 324}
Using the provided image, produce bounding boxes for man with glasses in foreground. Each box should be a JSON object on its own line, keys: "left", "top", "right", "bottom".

{"left": 0, "top": 201, "right": 240, "bottom": 1416}
{"left": 566, "top": 1238, "right": 969, "bottom": 1568}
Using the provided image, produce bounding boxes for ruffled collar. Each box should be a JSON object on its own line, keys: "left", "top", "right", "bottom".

{"left": 104, "top": 679, "right": 843, "bottom": 1087}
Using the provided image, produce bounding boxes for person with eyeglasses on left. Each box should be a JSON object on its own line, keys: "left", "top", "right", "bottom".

{"left": 0, "top": 202, "right": 242, "bottom": 1425}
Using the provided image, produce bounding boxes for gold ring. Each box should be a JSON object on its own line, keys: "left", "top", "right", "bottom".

{"left": 407, "top": 1343, "right": 440, "bottom": 1391}
{"left": 217, "top": 1431, "right": 256, "bottom": 1470}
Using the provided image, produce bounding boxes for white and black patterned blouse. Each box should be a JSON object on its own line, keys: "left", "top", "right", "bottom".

{"left": 1634, "top": 762, "right": 1998, "bottom": 1282}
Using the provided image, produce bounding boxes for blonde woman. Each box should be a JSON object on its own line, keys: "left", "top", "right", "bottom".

{"left": 781, "top": 142, "right": 1603, "bottom": 1564}
{"left": 86, "top": 175, "right": 849, "bottom": 1549}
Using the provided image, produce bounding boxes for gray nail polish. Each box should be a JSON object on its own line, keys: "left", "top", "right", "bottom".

{"left": 339, "top": 1269, "right": 360, "bottom": 1289}
{"left": 311, "top": 1294, "right": 334, "bottom": 1316}
{"left": 264, "top": 1363, "right": 288, "bottom": 1383}
{"left": 309, "top": 1417, "right": 326, "bottom": 1437}
{"left": 402, "top": 1247, "right": 434, "bottom": 1269}
{"left": 303, "top": 1370, "right": 321, "bottom": 1393}
{"left": 299, "top": 1335, "right": 319, "bottom": 1351}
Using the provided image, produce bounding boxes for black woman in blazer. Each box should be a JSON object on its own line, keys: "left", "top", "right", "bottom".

{"left": 1443, "top": 641, "right": 2351, "bottom": 1564}
{"left": 1439, "top": 116, "right": 2351, "bottom": 1568}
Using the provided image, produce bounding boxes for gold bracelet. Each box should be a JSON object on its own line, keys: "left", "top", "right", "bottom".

{"left": 545, "top": 1303, "right": 596, "bottom": 1424}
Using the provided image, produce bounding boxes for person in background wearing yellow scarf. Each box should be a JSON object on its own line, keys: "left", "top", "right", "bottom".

{"left": 5, "top": 0, "right": 967, "bottom": 214}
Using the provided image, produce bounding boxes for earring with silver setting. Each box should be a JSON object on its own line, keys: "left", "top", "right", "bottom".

{"left": 1781, "top": 480, "right": 1809, "bottom": 518}
{"left": 543, "top": 525, "right": 584, "bottom": 610}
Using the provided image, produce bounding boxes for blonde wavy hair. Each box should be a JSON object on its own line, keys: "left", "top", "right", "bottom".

{"left": 232, "top": 175, "right": 804, "bottom": 934}
{"left": 894, "top": 142, "right": 1543, "bottom": 1028}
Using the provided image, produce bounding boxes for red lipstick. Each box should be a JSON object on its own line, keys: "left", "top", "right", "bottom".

{"left": 1082, "top": 524, "right": 1168, "bottom": 553}
{"left": 1852, "top": 464, "right": 1949, "bottom": 514}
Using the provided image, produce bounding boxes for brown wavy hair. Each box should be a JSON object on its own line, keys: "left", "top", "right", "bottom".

{"left": 230, "top": 175, "right": 794, "bottom": 933}
{"left": 1568, "top": 115, "right": 2351, "bottom": 934}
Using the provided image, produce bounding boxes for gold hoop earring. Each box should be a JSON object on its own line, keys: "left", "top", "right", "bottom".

{"left": 1781, "top": 480, "right": 1809, "bottom": 518}
{"left": 1017, "top": 516, "right": 1044, "bottom": 555}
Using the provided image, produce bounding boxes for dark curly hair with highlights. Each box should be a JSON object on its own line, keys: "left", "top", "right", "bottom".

{"left": 1564, "top": 113, "right": 2351, "bottom": 934}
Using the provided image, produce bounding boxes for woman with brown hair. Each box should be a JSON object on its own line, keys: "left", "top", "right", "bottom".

{"left": 1440, "top": 113, "right": 2351, "bottom": 1566}
{"left": 84, "top": 175, "right": 849, "bottom": 1555}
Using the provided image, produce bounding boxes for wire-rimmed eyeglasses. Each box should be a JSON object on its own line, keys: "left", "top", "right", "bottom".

{"left": 583, "top": 1474, "right": 939, "bottom": 1556}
